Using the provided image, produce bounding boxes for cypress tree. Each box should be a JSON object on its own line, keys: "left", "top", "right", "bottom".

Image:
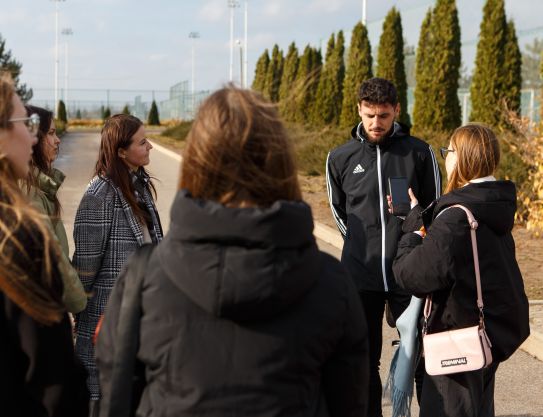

{"left": 470, "top": 0, "right": 507, "bottom": 126}
{"left": 293, "top": 46, "right": 323, "bottom": 124}
{"left": 279, "top": 42, "right": 300, "bottom": 121}
{"left": 75, "top": 109, "right": 82, "bottom": 119}
{"left": 308, "top": 48, "right": 324, "bottom": 121}
{"left": 264, "top": 45, "right": 284, "bottom": 102}
{"left": 147, "top": 100, "right": 160, "bottom": 125}
{"left": 102, "top": 106, "right": 111, "bottom": 121}
{"left": 312, "top": 34, "right": 335, "bottom": 125}
{"left": 122, "top": 104, "right": 131, "bottom": 115}
{"left": 340, "top": 22, "right": 373, "bottom": 128}
{"left": 415, "top": 0, "right": 462, "bottom": 131}
{"left": 332, "top": 30, "right": 346, "bottom": 125}
{"left": 413, "top": 8, "right": 433, "bottom": 131}
{"left": 312, "top": 31, "right": 345, "bottom": 125}
{"left": 293, "top": 45, "right": 315, "bottom": 123}
{"left": 251, "top": 49, "right": 270, "bottom": 94}
{"left": 376, "top": 7, "right": 410, "bottom": 126}
{"left": 503, "top": 20, "right": 522, "bottom": 117}
{"left": 57, "top": 100, "right": 68, "bottom": 123}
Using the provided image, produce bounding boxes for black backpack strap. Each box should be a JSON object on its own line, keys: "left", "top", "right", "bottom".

{"left": 107, "top": 244, "right": 154, "bottom": 417}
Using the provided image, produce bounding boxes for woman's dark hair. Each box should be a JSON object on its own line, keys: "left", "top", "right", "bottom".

{"left": 94, "top": 114, "right": 156, "bottom": 221}
{"left": 23, "top": 105, "right": 61, "bottom": 217}
{"left": 0, "top": 74, "right": 65, "bottom": 325}
{"left": 25, "top": 105, "right": 54, "bottom": 172}
{"left": 180, "top": 85, "right": 302, "bottom": 207}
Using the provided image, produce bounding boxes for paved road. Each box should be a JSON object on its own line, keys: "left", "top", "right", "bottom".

{"left": 56, "top": 131, "right": 543, "bottom": 417}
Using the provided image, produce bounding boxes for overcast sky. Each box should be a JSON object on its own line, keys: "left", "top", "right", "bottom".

{"left": 0, "top": 0, "right": 540, "bottom": 102}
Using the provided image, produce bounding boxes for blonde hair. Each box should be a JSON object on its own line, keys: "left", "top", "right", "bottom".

{"left": 0, "top": 74, "right": 65, "bottom": 325}
{"left": 445, "top": 123, "right": 500, "bottom": 194}
{"left": 180, "top": 85, "right": 302, "bottom": 207}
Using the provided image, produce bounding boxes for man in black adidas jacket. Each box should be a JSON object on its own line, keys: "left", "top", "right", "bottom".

{"left": 326, "top": 78, "right": 441, "bottom": 417}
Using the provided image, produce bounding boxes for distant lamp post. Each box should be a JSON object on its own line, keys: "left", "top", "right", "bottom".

{"left": 236, "top": 39, "right": 243, "bottom": 85}
{"left": 228, "top": 0, "right": 240, "bottom": 82}
{"left": 362, "top": 0, "right": 367, "bottom": 25}
{"left": 189, "top": 31, "right": 200, "bottom": 117}
{"left": 243, "top": 0, "right": 248, "bottom": 88}
{"left": 51, "top": 0, "right": 66, "bottom": 117}
{"left": 61, "top": 27, "right": 73, "bottom": 115}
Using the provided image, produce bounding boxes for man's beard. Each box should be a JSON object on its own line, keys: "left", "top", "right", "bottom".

{"left": 362, "top": 125, "right": 394, "bottom": 144}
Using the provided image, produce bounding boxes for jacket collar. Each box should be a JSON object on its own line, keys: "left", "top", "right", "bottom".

{"left": 96, "top": 174, "right": 162, "bottom": 246}
{"left": 35, "top": 167, "right": 65, "bottom": 199}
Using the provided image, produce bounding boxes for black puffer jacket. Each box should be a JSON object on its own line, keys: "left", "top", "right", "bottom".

{"left": 0, "top": 215, "right": 89, "bottom": 417}
{"left": 393, "top": 181, "right": 530, "bottom": 362}
{"left": 98, "top": 190, "right": 369, "bottom": 417}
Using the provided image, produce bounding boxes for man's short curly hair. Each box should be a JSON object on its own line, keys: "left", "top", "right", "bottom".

{"left": 358, "top": 77, "right": 398, "bottom": 106}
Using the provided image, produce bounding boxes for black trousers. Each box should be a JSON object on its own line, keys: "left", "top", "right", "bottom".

{"left": 359, "top": 289, "right": 423, "bottom": 417}
{"left": 419, "top": 362, "right": 499, "bottom": 417}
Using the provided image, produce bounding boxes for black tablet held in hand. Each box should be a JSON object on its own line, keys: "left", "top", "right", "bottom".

{"left": 388, "top": 176, "right": 410, "bottom": 216}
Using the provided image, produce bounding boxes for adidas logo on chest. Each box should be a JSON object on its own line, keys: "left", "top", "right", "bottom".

{"left": 352, "top": 164, "right": 365, "bottom": 174}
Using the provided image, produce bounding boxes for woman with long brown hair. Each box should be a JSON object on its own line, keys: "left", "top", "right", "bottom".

{"left": 393, "top": 124, "right": 529, "bottom": 417}
{"left": 0, "top": 74, "right": 88, "bottom": 416}
{"left": 21, "top": 104, "right": 86, "bottom": 314}
{"left": 96, "top": 86, "right": 369, "bottom": 417}
{"left": 72, "top": 114, "right": 163, "bottom": 408}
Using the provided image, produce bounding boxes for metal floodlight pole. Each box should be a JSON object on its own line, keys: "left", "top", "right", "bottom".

{"left": 51, "top": 0, "right": 65, "bottom": 117}
{"left": 362, "top": 0, "right": 367, "bottom": 26}
{"left": 236, "top": 39, "right": 243, "bottom": 85}
{"left": 243, "top": 0, "right": 248, "bottom": 88}
{"left": 228, "top": 0, "right": 239, "bottom": 82}
{"left": 62, "top": 28, "right": 73, "bottom": 114}
{"left": 189, "top": 31, "right": 200, "bottom": 116}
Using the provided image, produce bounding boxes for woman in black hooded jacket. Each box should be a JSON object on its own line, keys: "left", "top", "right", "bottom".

{"left": 392, "top": 124, "right": 529, "bottom": 417}
{"left": 96, "top": 86, "right": 370, "bottom": 417}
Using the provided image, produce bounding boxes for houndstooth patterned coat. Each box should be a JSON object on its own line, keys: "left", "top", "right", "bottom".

{"left": 72, "top": 175, "right": 163, "bottom": 400}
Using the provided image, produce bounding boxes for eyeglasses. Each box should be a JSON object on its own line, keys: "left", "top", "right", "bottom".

{"left": 439, "top": 147, "right": 455, "bottom": 159}
{"left": 8, "top": 113, "right": 40, "bottom": 135}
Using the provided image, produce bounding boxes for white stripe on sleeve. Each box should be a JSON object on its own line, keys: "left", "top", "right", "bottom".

{"left": 325, "top": 153, "right": 347, "bottom": 236}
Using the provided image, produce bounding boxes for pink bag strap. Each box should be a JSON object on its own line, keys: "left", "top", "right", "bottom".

{"left": 423, "top": 204, "right": 485, "bottom": 334}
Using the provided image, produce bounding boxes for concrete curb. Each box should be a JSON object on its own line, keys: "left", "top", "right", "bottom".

{"left": 313, "top": 221, "right": 543, "bottom": 362}
{"left": 149, "top": 139, "right": 181, "bottom": 162}
{"left": 314, "top": 222, "right": 344, "bottom": 250}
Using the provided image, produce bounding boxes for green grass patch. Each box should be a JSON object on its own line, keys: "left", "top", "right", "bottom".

{"left": 161, "top": 121, "right": 193, "bottom": 142}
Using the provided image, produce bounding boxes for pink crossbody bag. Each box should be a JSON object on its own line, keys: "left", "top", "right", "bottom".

{"left": 422, "top": 204, "right": 493, "bottom": 376}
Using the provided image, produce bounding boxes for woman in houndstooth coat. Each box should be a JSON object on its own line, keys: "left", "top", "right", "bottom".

{"left": 72, "top": 114, "right": 163, "bottom": 407}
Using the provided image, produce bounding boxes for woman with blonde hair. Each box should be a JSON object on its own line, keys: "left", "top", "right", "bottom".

{"left": 0, "top": 75, "right": 88, "bottom": 416}
{"left": 73, "top": 113, "right": 162, "bottom": 408}
{"left": 96, "top": 86, "right": 370, "bottom": 417}
{"left": 21, "top": 104, "right": 86, "bottom": 314}
{"left": 393, "top": 123, "right": 529, "bottom": 417}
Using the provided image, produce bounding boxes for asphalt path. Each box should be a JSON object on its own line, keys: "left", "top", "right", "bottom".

{"left": 56, "top": 131, "right": 543, "bottom": 417}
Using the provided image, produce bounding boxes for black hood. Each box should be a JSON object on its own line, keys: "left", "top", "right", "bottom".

{"left": 428, "top": 180, "right": 517, "bottom": 235}
{"left": 157, "top": 190, "right": 319, "bottom": 322}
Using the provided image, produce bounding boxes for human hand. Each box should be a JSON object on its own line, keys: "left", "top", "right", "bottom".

{"left": 408, "top": 188, "right": 419, "bottom": 209}
{"left": 387, "top": 194, "right": 393, "bottom": 214}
